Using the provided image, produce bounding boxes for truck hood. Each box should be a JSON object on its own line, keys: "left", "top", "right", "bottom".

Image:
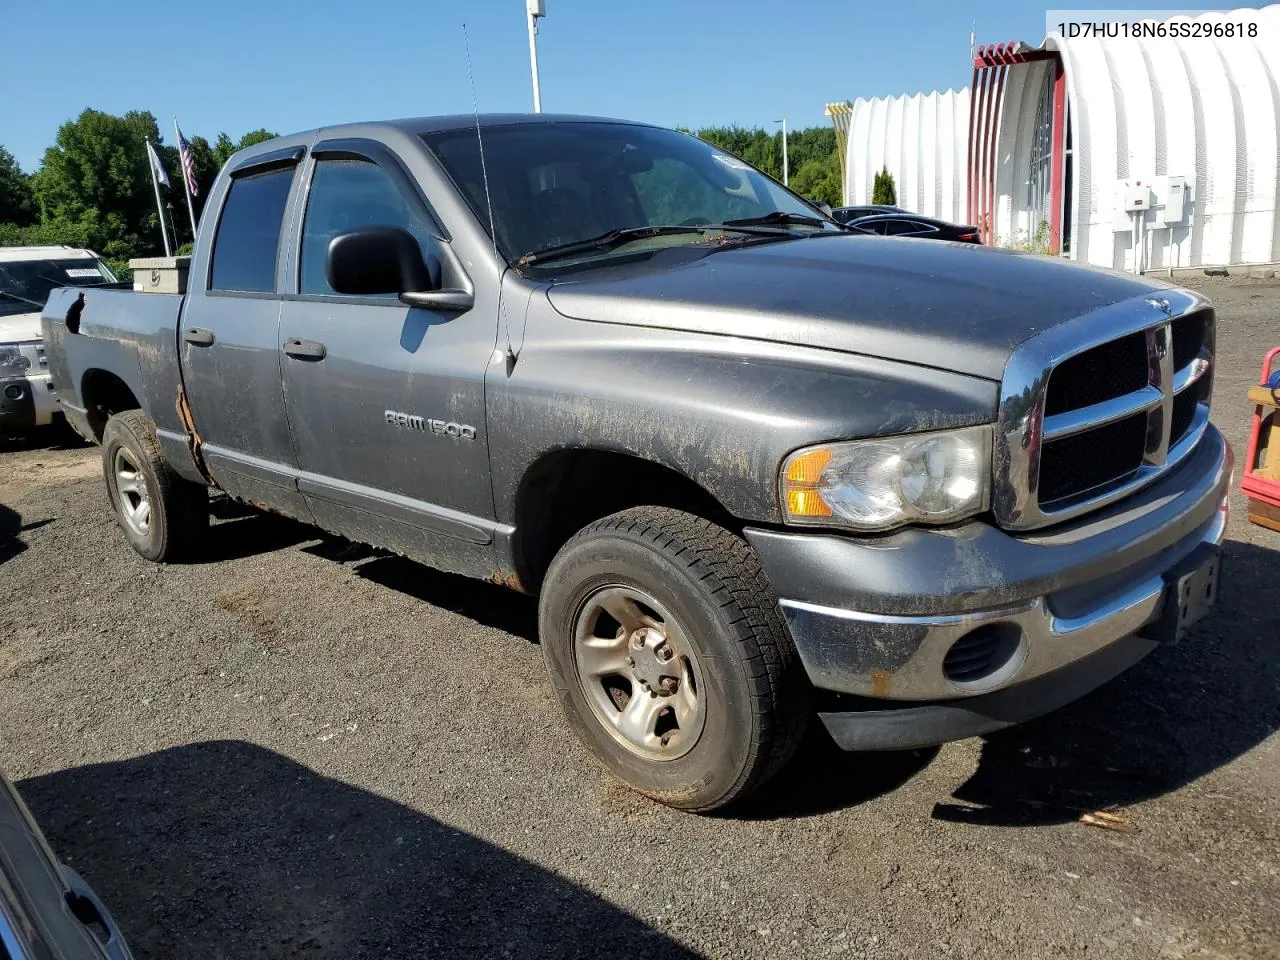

{"left": 0, "top": 312, "right": 42, "bottom": 343}
{"left": 544, "top": 235, "right": 1169, "bottom": 380}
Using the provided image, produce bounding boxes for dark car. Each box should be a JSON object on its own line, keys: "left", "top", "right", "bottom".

{"left": 829, "top": 203, "right": 903, "bottom": 223}
{"left": 0, "top": 769, "right": 134, "bottom": 958}
{"left": 846, "top": 212, "right": 981, "bottom": 243}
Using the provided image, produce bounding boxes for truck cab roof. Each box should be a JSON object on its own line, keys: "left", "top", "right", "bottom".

{"left": 224, "top": 114, "right": 659, "bottom": 170}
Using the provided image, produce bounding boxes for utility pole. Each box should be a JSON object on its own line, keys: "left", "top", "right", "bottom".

{"left": 527, "top": 0, "right": 547, "bottom": 112}
{"left": 776, "top": 119, "right": 789, "bottom": 186}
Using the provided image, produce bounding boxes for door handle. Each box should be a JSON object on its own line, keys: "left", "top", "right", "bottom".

{"left": 283, "top": 337, "right": 327, "bottom": 361}
{"left": 184, "top": 327, "right": 215, "bottom": 346}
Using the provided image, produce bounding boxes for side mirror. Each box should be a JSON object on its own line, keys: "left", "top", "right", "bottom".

{"left": 814, "top": 202, "right": 834, "bottom": 217}
{"left": 327, "top": 226, "right": 435, "bottom": 297}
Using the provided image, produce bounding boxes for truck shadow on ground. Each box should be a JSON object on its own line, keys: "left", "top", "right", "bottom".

{"left": 934, "top": 536, "right": 1280, "bottom": 828}
{"left": 19, "top": 741, "right": 696, "bottom": 960}
{"left": 0, "top": 502, "right": 23, "bottom": 564}
{"left": 0, "top": 422, "right": 89, "bottom": 453}
{"left": 196, "top": 497, "right": 318, "bottom": 564}
{"left": 0, "top": 503, "right": 53, "bottom": 566}
{"left": 352, "top": 553, "right": 541, "bottom": 643}
{"left": 184, "top": 506, "right": 1279, "bottom": 825}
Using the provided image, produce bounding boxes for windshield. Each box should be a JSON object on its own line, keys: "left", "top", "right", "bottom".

{"left": 0, "top": 258, "right": 115, "bottom": 318}
{"left": 422, "top": 122, "right": 835, "bottom": 270}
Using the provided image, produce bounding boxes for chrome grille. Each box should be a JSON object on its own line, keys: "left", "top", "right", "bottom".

{"left": 994, "top": 291, "right": 1214, "bottom": 530}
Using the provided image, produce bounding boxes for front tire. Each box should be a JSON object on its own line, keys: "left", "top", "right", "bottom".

{"left": 539, "top": 507, "right": 808, "bottom": 812}
{"left": 102, "top": 410, "right": 208, "bottom": 562}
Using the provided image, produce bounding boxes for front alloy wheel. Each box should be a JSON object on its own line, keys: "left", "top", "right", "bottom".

{"left": 574, "top": 585, "right": 706, "bottom": 760}
{"left": 539, "top": 506, "right": 809, "bottom": 812}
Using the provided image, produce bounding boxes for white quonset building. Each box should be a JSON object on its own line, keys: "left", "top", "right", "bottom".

{"left": 831, "top": 4, "right": 1280, "bottom": 272}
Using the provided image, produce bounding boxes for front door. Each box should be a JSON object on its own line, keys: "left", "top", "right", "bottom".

{"left": 180, "top": 155, "right": 311, "bottom": 520}
{"left": 277, "top": 145, "right": 498, "bottom": 572}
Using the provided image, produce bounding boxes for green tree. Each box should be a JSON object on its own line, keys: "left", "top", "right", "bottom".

{"left": 3, "top": 110, "right": 282, "bottom": 264}
{"left": 212, "top": 133, "right": 237, "bottom": 169}
{"left": 690, "top": 125, "right": 842, "bottom": 206}
{"left": 0, "top": 218, "right": 94, "bottom": 249}
{"left": 33, "top": 108, "right": 169, "bottom": 258}
{"left": 212, "top": 128, "right": 279, "bottom": 168}
{"left": 872, "top": 167, "right": 897, "bottom": 206}
{"left": 789, "top": 157, "right": 841, "bottom": 207}
{"left": 0, "top": 146, "right": 37, "bottom": 226}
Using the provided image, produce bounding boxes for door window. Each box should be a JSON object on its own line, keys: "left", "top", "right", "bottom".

{"left": 209, "top": 167, "right": 295, "bottom": 293}
{"left": 299, "top": 159, "right": 441, "bottom": 297}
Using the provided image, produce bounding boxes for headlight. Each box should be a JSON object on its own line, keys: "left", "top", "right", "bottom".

{"left": 780, "top": 425, "right": 993, "bottom": 532}
{"left": 0, "top": 345, "right": 31, "bottom": 373}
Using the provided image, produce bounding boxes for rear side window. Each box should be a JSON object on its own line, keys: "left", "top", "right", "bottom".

{"left": 209, "top": 167, "right": 295, "bottom": 293}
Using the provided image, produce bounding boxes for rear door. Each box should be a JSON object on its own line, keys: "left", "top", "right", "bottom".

{"left": 180, "top": 148, "right": 312, "bottom": 519}
{"left": 276, "top": 139, "right": 497, "bottom": 569}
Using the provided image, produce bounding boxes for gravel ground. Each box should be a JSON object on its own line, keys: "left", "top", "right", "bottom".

{"left": 1, "top": 276, "right": 1277, "bottom": 960}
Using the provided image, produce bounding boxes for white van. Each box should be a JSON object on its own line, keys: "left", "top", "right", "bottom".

{"left": 1, "top": 246, "right": 118, "bottom": 434}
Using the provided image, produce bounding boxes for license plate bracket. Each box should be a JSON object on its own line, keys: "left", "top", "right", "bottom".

{"left": 1141, "top": 544, "right": 1223, "bottom": 644}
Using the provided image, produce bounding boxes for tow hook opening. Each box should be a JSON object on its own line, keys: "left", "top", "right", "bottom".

{"left": 942, "top": 623, "right": 1026, "bottom": 692}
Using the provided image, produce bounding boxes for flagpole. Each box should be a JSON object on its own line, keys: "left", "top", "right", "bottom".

{"left": 174, "top": 117, "right": 198, "bottom": 239}
{"left": 146, "top": 139, "right": 172, "bottom": 257}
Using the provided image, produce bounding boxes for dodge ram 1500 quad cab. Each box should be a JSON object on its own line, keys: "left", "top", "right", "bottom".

{"left": 42, "top": 116, "right": 1230, "bottom": 811}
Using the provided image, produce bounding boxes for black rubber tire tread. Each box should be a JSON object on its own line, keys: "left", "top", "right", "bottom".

{"left": 102, "top": 410, "right": 208, "bottom": 562}
{"left": 542, "top": 506, "right": 809, "bottom": 812}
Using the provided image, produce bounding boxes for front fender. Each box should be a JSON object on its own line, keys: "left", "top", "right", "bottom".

{"left": 487, "top": 300, "right": 999, "bottom": 524}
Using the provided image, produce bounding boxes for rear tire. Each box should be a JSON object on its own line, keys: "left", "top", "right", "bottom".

{"left": 539, "top": 506, "right": 808, "bottom": 812}
{"left": 102, "top": 410, "right": 208, "bottom": 562}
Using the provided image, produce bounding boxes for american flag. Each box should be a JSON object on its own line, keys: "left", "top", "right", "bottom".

{"left": 175, "top": 124, "right": 198, "bottom": 197}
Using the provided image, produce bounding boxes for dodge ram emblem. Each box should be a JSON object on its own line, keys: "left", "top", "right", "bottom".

{"left": 384, "top": 410, "right": 476, "bottom": 440}
{"left": 1145, "top": 296, "right": 1173, "bottom": 316}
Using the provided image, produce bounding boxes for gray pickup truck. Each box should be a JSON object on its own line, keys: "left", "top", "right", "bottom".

{"left": 42, "top": 115, "right": 1230, "bottom": 811}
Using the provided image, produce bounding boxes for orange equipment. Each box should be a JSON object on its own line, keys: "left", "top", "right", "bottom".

{"left": 1241, "top": 346, "right": 1280, "bottom": 531}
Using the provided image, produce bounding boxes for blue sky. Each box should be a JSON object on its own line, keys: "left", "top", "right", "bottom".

{"left": 2, "top": 1, "right": 1263, "bottom": 171}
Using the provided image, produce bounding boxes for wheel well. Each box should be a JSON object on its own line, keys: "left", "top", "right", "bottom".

{"left": 81, "top": 369, "right": 142, "bottom": 441}
{"left": 512, "top": 449, "right": 734, "bottom": 593}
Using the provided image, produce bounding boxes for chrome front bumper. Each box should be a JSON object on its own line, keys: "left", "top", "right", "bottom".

{"left": 747, "top": 426, "right": 1232, "bottom": 705}
{"left": 778, "top": 506, "right": 1224, "bottom": 700}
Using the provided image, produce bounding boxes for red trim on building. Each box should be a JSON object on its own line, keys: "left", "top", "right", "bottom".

{"left": 1048, "top": 64, "right": 1067, "bottom": 253}
{"left": 987, "top": 61, "right": 1008, "bottom": 244}
{"left": 966, "top": 60, "right": 982, "bottom": 226}
{"left": 969, "top": 41, "right": 1066, "bottom": 248}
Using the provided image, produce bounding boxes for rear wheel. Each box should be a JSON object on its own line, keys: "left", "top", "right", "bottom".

{"left": 539, "top": 507, "right": 808, "bottom": 812}
{"left": 102, "top": 410, "right": 208, "bottom": 562}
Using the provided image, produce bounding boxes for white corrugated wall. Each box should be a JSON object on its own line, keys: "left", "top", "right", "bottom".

{"left": 1044, "top": 4, "right": 1280, "bottom": 269}
{"left": 844, "top": 89, "right": 970, "bottom": 223}
{"left": 840, "top": 4, "right": 1280, "bottom": 269}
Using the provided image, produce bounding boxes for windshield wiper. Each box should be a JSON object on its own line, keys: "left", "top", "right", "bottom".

{"left": 519, "top": 225, "right": 710, "bottom": 266}
{"left": 0, "top": 289, "right": 45, "bottom": 309}
{"left": 721, "top": 211, "right": 830, "bottom": 229}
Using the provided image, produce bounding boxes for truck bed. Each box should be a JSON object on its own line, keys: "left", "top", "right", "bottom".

{"left": 42, "top": 285, "right": 190, "bottom": 463}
